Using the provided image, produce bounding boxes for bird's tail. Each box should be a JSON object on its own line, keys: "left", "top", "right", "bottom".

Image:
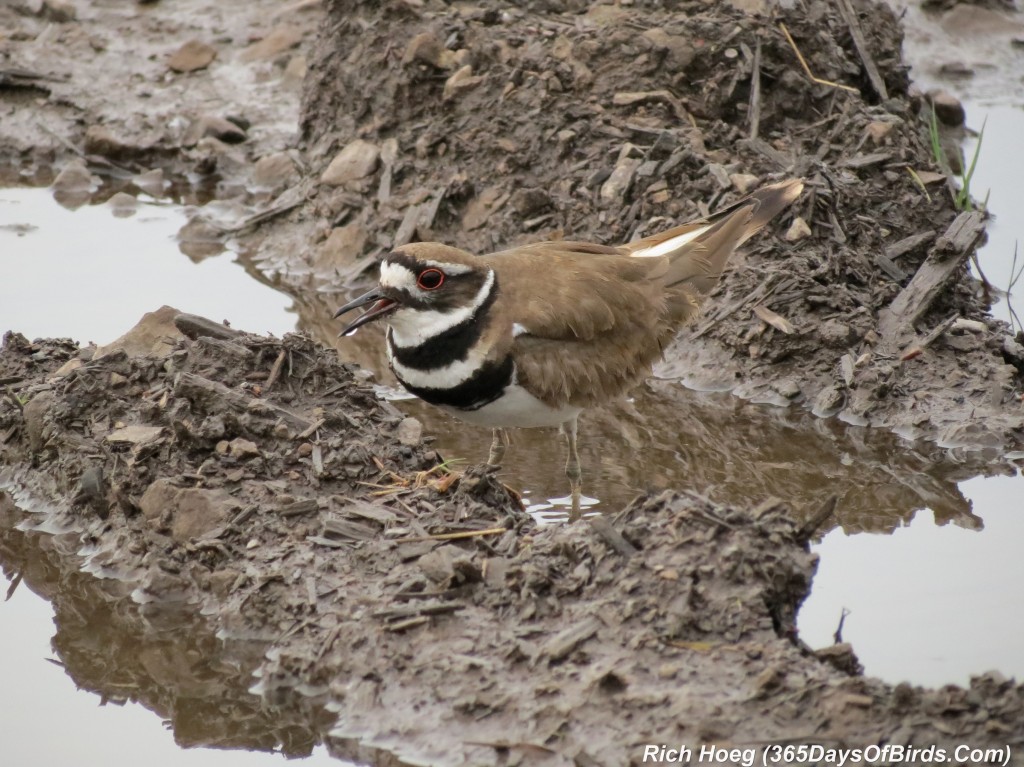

{"left": 628, "top": 178, "right": 804, "bottom": 295}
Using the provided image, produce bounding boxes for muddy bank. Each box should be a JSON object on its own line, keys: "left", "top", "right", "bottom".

{"left": 284, "top": 0, "right": 1023, "bottom": 455}
{"left": 3, "top": 322, "right": 1024, "bottom": 765}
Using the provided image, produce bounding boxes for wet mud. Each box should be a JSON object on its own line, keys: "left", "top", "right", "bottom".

{"left": 3, "top": 0, "right": 1024, "bottom": 764}
{"left": 3, "top": 321, "right": 1023, "bottom": 764}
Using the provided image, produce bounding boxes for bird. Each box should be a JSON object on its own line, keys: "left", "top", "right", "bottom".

{"left": 334, "top": 179, "right": 804, "bottom": 518}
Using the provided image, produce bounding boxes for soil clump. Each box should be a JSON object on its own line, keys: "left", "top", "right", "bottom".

{"left": 3, "top": 321, "right": 1023, "bottom": 764}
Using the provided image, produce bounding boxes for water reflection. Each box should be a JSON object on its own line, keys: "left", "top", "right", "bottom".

{"left": 299, "top": 295, "right": 1007, "bottom": 534}
{"left": 0, "top": 494, "right": 345, "bottom": 766}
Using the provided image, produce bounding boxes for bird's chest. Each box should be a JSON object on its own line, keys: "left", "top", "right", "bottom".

{"left": 385, "top": 332, "right": 579, "bottom": 428}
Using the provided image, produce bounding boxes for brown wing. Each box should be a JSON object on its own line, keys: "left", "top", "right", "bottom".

{"left": 481, "top": 247, "right": 678, "bottom": 408}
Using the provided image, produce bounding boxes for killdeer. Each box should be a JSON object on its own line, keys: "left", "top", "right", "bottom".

{"left": 335, "top": 179, "right": 803, "bottom": 517}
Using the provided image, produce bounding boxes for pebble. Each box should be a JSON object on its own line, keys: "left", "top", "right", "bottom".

{"left": 320, "top": 139, "right": 380, "bottom": 186}
{"left": 397, "top": 417, "right": 423, "bottom": 447}
{"left": 402, "top": 31, "right": 455, "bottom": 69}
{"left": 316, "top": 222, "right": 368, "bottom": 269}
{"left": 184, "top": 115, "right": 248, "bottom": 146}
{"left": 729, "top": 173, "right": 759, "bottom": 194}
{"left": 240, "top": 25, "right": 303, "bottom": 62}
{"left": 252, "top": 152, "right": 299, "bottom": 194}
{"left": 926, "top": 89, "right": 965, "bottom": 127}
{"left": 600, "top": 148, "right": 642, "bottom": 204}
{"left": 818, "top": 319, "right": 856, "bottom": 348}
{"left": 784, "top": 217, "right": 811, "bottom": 242}
{"left": 168, "top": 40, "right": 217, "bottom": 73}
{"left": 443, "top": 64, "right": 484, "bottom": 100}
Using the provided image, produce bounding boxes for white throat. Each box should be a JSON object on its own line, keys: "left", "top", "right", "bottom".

{"left": 387, "top": 268, "right": 495, "bottom": 348}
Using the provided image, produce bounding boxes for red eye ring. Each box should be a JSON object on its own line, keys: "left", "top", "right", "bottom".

{"left": 416, "top": 268, "right": 445, "bottom": 290}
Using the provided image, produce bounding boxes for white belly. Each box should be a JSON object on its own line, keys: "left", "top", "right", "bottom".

{"left": 441, "top": 383, "right": 582, "bottom": 429}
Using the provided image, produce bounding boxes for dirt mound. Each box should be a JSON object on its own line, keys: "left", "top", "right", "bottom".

{"left": 4, "top": 319, "right": 1024, "bottom": 764}
{"left": 294, "top": 0, "right": 1023, "bottom": 453}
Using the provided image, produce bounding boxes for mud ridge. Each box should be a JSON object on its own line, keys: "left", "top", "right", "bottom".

{"left": 3, "top": 321, "right": 1024, "bottom": 765}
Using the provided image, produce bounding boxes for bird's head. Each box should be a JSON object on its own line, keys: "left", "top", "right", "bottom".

{"left": 334, "top": 244, "right": 495, "bottom": 342}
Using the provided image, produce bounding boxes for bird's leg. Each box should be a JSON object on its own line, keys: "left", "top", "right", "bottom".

{"left": 487, "top": 427, "right": 510, "bottom": 467}
{"left": 561, "top": 416, "right": 582, "bottom": 521}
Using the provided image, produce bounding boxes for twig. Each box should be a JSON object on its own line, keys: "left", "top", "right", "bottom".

{"left": 836, "top": 0, "right": 889, "bottom": 101}
{"left": 779, "top": 23, "right": 859, "bottom": 94}
{"left": 795, "top": 496, "right": 838, "bottom": 542}
{"left": 265, "top": 349, "right": 287, "bottom": 391}
{"left": 390, "top": 527, "right": 508, "bottom": 544}
{"left": 748, "top": 37, "right": 762, "bottom": 140}
{"left": 833, "top": 607, "right": 851, "bottom": 644}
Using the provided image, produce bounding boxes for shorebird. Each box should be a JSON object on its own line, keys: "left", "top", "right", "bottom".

{"left": 335, "top": 179, "right": 803, "bottom": 517}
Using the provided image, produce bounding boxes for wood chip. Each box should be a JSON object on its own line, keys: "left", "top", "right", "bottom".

{"left": 752, "top": 305, "right": 795, "bottom": 334}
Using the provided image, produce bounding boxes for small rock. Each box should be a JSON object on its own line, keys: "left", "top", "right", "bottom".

{"left": 640, "top": 28, "right": 695, "bottom": 69}
{"left": 927, "top": 89, "right": 966, "bottom": 127}
{"left": 316, "top": 223, "right": 368, "bottom": 270}
{"left": 818, "top": 319, "right": 857, "bottom": 349}
{"left": 252, "top": 152, "right": 298, "bottom": 194}
{"left": 321, "top": 139, "right": 380, "bottom": 186}
{"left": 729, "top": 173, "right": 759, "bottom": 194}
{"left": 239, "top": 25, "right": 303, "bottom": 62}
{"left": 41, "top": 0, "right": 76, "bottom": 22}
{"left": 461, "top": 185, "right": 504, "bottom": 231}
{"left": 402, "top": 31, "right": 455, "bottom": 69}
{"left": 784, "top": 217, "right": 811, "bottom": 242}
{"left": 397, "top": 417, "right": 423, "bottom": 447}
{"left": 184, "top": 115, "right": 247, "bottom": 146}
{"left": 23, "top": 391, "right": 56, "bottom": 453}
{"left": 107, "top": 192, "right": 138, "bottom": 218}
{"left": 865, "top": 121, "right": 895, "bottom": 144}
{"left": 140, "top": 478, "right": 238, "bottom": 543}
{"left": 601, "top": 155, "right": 642, "bottom": 204}
{"left": 283, "top": 54, "right": 307, "bottom": 83}
{"left": 168, "top": 40, "right": 217, "bottom": 73}
{"left": 418, "top": 546, "right": 456, "bottom": 585}
{"left": 812, "top": 384, "right": 846, "bottom": 417}
{"left": 84, "top": 125, "right": 140, "bottom": 160}
{"left": 106, "top": 425, "right": 165, "bottom": 446}
{"left": 227, "top": 438, "right": 260, "bottom": 458}
{"left": 510, "top": 188, "right": 552, "bottom": 218}
{"left": 772, "top": 379, "right": 802, "bottom": 400}
{"left": 443, "top": 64, "right": 484, "bottom": 100}
{"left": 94, "top": 305, "right": 185, "bottom": 360}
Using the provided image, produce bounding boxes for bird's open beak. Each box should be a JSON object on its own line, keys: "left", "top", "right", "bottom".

{"left": 333, "top": 288, "right": 398, "bottom": 336}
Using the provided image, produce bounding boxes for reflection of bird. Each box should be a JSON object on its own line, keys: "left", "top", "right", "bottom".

{"left": 335, "top": 179, "right": 803, "bottom": 516}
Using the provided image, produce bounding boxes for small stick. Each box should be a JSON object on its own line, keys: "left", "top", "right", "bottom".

{"left": 795, "top": 495, "right": 838, "bottom": 542}
{"left": 390, "top": 527, "right": 508, "bottom": 544}
{"left": 779, "top": 23, "right": 859, "bottom": 94}
{"left": 836, "top": 0, "right": 889, "bottom": 101}
{"left": 833, "top": 607, "right": 851, "bottom": 644}
{"left": 265, "top": 349, "right": 287, "bottom": 391}
{"left": 748, "top": 37, "right": 762, "bottom": 140}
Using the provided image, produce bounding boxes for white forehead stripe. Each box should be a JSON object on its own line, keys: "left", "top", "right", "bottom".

{"left": 387, "top": 268, "right": 496, "bottom": 348}
{"left": 379, "top": 261, "right": 418, "bottom": 292}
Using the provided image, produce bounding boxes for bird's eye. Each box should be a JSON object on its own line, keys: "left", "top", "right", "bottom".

{"left": 416, "top": 268, "right": 445, "bottom": 290}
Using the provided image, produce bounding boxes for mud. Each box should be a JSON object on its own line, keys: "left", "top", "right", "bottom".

{"left": 3, "top": 0, "right": 1024, "bottom": 764}
{"left": 3, "top": 322, "right": 1023, "bottom": 765}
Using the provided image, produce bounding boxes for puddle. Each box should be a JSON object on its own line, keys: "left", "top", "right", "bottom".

{"left": 799, "top": 475, "right": 1024, "bottom": 687}
{"left": 0, "top": 186, "right": 296, "bottom": 344}
{"left": 0, "top": 496, "right": 348, "bottom": 767}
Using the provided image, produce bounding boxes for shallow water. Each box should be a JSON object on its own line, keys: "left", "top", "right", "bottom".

{"left": 1, "top": 85, "right": 1024, "bottom": 766}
